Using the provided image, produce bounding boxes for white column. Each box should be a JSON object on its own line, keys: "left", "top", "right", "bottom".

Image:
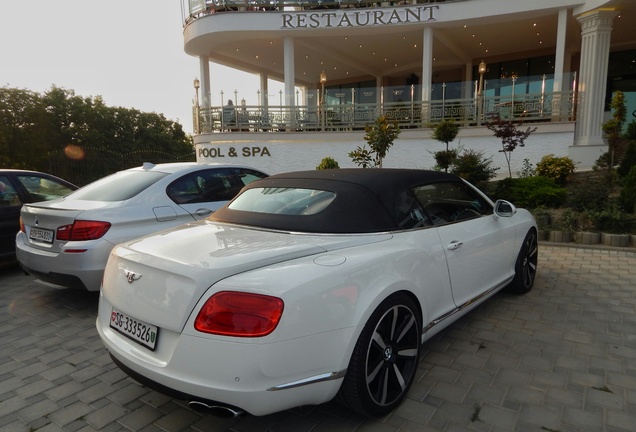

{"left": 553, "top": 8, "right": 567, "bottom": 94}
{"left": 260, "top": 73, "right": 269, "bottom": 130}
{"left": 463, "top": 62, "right": 472, "bottom": 100}
{"left": 552, "top": 8, "right": 568, "bottom": 122}
{"left": 571, "top": 9, "right": 618, "bottom": 167}
{"left": 283, "top": 37, "right": 296, "bottom": 129}
{"left": 199, "top": 56, "right": 211, "bottom": 131}
{"left": 421, "top": 26, "right": 433, "bottom": 123}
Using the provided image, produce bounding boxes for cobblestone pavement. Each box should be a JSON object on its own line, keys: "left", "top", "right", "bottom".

{"left": 1, "top": 244, "right": 636, "bottom": 432}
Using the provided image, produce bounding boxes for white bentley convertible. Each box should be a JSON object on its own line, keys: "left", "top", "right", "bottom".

{"left": 96, "top": 169, "right": 537, "bottom": 417}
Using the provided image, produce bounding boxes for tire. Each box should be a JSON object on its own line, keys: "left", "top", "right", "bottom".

{"left": 507, "top": 229, "right": 538, "bottom": 294}
{"left": 337, "top": 293, "right": 421, "bottom": 417}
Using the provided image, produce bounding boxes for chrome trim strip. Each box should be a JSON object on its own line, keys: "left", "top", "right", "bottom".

{"left": 267, "top": 370, "right": 347, "bottom": 391}
{"left": 422, "top": 278, "right": 513, "bottom": 336}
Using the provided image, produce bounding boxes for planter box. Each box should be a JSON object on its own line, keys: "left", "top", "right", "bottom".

{"left": 576, "top": 232, "right": 601, "bottom": 245}
{"left": 537, "top": 230, "right": 548, "bottom": 241}
{"left": 549, "top": 231, "right": 572, "bottom": 243}
{"left": 601, "top": 233, "right": 630, "bottom": 247}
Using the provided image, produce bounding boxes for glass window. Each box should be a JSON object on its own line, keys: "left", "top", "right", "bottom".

{"left": 0, "top": 176, "right": 21, "bottom": 206}
{"left": 395, "top": 189, "right": 431, "bottom": 229}
{"left": 71, "top": 171, "right": 168, "bottom": 201}
{"left": 229, "top": 187, "right": 336, "bottom": 216}
{"left": 16, "top": 175, "right": 75, "bottom": 202}
{"left": 411, "top": 182, "right": 491, "bottom": 226}
{"left": 167, "top": 168, "right": 267, "bottom": 205}
{"left": 236, "top": 169, "right": 268, "bottom": 187}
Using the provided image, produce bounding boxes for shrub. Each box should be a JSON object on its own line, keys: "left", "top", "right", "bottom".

{"left": 585, "top": 205, "right": 634, "bottom": 234}
{"left": 566, "top": 177, "right": 610, "bottom": 212}
{"left": 316, "top": 157, "right": 340, "bottom": 170}
{"left": 433, "top": 149, "right": 458, "bottom": 172}
{"left": 493, "top": 176, "right": 567, "bottom": 208}
{"left": 626, "top": 119, "right": 636, "bottom": 140}
{"left": 535, "top": 154, "right": 576, "bottom": 184}
{"left": 517, "top": 158, "right": 536, "bottom": 178}
{"left": 558, "top": 208, "right": 577, "bottom": 233}
{"left": 617, "top": 141, "right": 636, "bottom": 178}
{"left": 350, "top": 115, "right": 400, "bottom": 168}
{"left": 619, "top": 165, "right": 636, "bottom": 213}
{"left": 450, "top": 149, "right": 499, "bottom": 187}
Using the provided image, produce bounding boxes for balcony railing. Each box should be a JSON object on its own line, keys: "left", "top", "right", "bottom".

{"left": 193, "top": 74, "right": 577, "bottom": 134}
{"left": 182, "top": 0, "right": 463, "bottom": 24}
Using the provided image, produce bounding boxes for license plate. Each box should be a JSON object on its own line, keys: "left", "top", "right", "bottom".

{"left": 109, "top": 308, "right": 159, "bottom": 351}
{"left": 29, "top": 227, "right": 54, "bottom": 243}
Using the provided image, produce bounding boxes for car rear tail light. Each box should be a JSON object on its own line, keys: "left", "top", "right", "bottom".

{"left": 56, "top": 221, "right": 111, "bottom": 241}
{"left": 195, "top": 291, "right": 284, "bottom": 337}
{"left": 20, "top": 217, "right": 25, "bottom": 233}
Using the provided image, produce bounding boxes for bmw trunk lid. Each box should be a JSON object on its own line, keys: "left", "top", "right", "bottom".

{"left": 21, "top": 203, "right": 87, "bottom": 251}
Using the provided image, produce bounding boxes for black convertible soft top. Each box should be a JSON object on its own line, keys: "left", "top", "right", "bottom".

{"left": 210, "top": 169, "right": 463, "bottom": 233}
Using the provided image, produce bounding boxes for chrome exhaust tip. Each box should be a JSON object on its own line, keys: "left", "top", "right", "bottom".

{"left": 188, "top": 401, "right": 244, "bottom": 418}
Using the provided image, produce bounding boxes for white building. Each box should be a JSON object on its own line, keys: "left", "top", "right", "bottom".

{"left": 181, "top": 0, "right": 635, "bottom": 174}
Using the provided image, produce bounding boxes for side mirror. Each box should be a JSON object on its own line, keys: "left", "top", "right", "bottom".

{"left": 493, "top": 199, "right": 517, "bottom": 219}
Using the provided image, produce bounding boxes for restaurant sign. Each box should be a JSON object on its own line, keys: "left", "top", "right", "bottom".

{"left": 282, "top": 5, "right": 438, "bottom": 29}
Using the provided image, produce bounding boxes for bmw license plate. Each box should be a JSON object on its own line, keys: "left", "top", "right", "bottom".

{"left": 110, "top": 308, "right": 158, "bottom": 351}
{"left": 29, "top": 227, "right": 54, "bottom": 243}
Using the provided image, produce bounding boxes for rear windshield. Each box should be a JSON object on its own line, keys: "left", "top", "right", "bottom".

{"left": 70, "top": 171, "right": 169, "bottom": 201}
{"left": 229, "top": 187, "right": 336, "bottom": 216}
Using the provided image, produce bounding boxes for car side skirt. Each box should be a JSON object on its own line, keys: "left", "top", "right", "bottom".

{"left": 422, "top": 277, "right": 513, "bottom": 343}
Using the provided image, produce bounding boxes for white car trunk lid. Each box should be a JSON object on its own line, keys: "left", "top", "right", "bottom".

{"left": 102, "top": 221, "right": 389, "bottom": 332}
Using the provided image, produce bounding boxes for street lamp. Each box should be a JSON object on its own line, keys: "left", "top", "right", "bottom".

{"left": 477, "top": 61, "right": 487, "bottom": 124}
{"left": 320, "top": 71, "right": 327, "bottom": 131}
{"left": 193, "top": 78, "right": 200, "bottom": 134}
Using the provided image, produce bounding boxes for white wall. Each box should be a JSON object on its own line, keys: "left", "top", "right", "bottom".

{"left": 195, "top": 125, "right": 578, "bottom": 177}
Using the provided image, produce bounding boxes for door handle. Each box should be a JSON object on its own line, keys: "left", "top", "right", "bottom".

{"left": 447, "top": 241, "right": 463, "bottom": 250}
{"left": 195, "top": 208, "right": 213, "bottom": 216}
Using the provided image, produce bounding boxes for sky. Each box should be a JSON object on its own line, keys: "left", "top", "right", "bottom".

{"left": 0, "top": 0, "right": 272, "bottom": 134}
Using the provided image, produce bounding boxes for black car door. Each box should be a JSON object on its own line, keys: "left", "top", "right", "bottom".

{"left": 0, "top": 175, "right": 24, "bottom": 258}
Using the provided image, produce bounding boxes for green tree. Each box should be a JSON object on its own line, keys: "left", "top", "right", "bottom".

{"left": 431, "top": 120, "right": 460, "bottom": 172}
{"left": 450, "top": 148, "right": 499, "bottom": 187}
{"left": 618, "top": 141, "right": 636, "bottom": 178}
{"left": 0, "top": 86, "right": 193, "bottom": 184}
{"left": 316, "top": 156, "right": 340, "bottom": 170}
{"left": 349, "top": 115, "right": 400, "bottom": 168}
{"left": 0, "top": 87, "right": 49, "bottom": 168}
{"left": 602, "top": 91, "right": 627, "bottom": 184}
{"left": 485, "top": 116, "right": 537, "bottom": 178}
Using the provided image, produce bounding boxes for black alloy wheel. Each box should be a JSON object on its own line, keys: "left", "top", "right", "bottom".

{"left": 507, "top": 229, "right": 538, "bottom": 294}
{"left": 338, "top": 293, "right": 421, "bottom": 416}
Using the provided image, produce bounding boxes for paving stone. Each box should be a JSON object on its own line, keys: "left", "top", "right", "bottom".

{"left": 1, "top": 246, "right": 636, "bottom": 431}
{"left": 48, "top": 401, "right": 93, "bottom": 427}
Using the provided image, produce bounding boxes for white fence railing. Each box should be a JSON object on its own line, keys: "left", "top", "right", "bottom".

{"left": 182, "top": 0, "right": 463, "bottom": 24}
{"left": 193, "top": 74, "right": 578, "bottom": 133}
{"left": 194, "top": 91, "right": 576, "bottom": 133}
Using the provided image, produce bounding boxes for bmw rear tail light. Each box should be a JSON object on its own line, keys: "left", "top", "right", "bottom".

{"left": 195, "top": 291, "right": 284, "bottom": 337}
{"left": 56, "top": 221, "right": 111, "bottom": 241}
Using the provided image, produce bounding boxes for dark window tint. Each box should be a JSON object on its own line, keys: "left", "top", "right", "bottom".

{"left": 168, "top": 168, "right": 267, "bottom": 205}
{"left": 394, "top": 189, "right": 431, "bottom": 229}
{"left": 16, "top": 175, "right": 75, "bottom": 202}
{"left": 411, "top": 181, "right": 491, "bottom": 226}
{"left": 0, "top": 176, "right": 21, "bottom": 207}
{"left": 71, "top": 171, "right": 169, "bottom": 201}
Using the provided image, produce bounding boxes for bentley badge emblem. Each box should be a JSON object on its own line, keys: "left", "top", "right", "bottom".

{"left": 34, "top": 216, "right": 39, "bottom": 226}
{"left": 124, "top": 269, "right": 142, "bottom": 284}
